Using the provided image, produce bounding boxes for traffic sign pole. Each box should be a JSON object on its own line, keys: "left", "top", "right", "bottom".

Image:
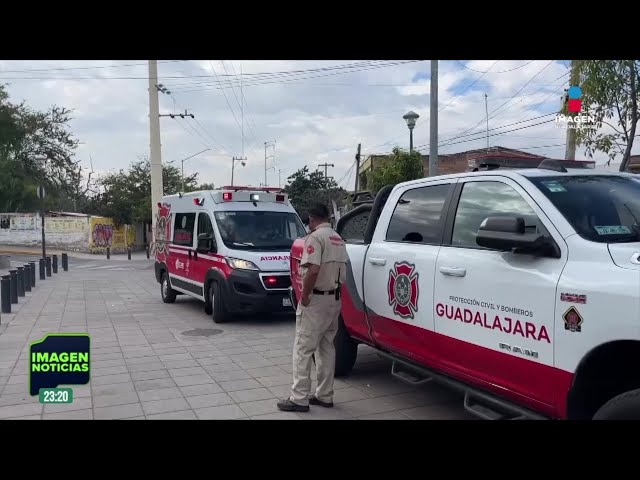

{"left": 37, "top": 185, "right": 46, "bottom": 260}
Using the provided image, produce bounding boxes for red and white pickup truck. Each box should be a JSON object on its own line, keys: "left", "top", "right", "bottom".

{"left": 289, "top": 162, "right": 640, "bottom": 420}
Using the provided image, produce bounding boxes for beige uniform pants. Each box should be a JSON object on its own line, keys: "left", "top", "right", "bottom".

{"left": 290, "top": 293, "right": 341, "bottom": 406}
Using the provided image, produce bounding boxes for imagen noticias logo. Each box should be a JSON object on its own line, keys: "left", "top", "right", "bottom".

{"left": 567, "top": 85, "right": 582, "bottom": 113}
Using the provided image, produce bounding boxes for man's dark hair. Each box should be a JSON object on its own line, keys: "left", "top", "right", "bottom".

{"left": 308, "top": 203, "right": 330, "bottom": 220}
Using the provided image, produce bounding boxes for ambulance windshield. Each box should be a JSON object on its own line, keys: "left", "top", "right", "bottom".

{"left": 214, "top": 211, "right": 306, "bottom": 250}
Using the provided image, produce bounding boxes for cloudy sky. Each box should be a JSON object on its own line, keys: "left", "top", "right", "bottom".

{"left": 0, "top": 60, "right": 633, "bottom": 190}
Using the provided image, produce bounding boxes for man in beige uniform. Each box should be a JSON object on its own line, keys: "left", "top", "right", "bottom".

{"left": 277, "top": 203, "right": 348, "bottom": 412}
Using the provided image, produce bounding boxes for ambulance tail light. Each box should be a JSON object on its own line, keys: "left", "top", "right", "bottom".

{"left": 223, "top": 192, "right": 232, "bottom": 201}
{"left": 276, "top": 194, "right": 285, "bottom": 202}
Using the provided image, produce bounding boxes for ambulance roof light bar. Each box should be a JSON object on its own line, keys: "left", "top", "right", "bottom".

{"left": 220, "top": 185, "right": 284, "bottom": 193}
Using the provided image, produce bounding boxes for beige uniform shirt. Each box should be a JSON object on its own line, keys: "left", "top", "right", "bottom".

{"left": 300, "top": 223, "right": 348, "bottom": 291}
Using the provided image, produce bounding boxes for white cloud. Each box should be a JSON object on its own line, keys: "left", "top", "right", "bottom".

{"left": 0, "top": 59, "right": 635, "bottom": 193}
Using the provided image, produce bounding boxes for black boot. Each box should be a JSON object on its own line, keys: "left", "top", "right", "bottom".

{"left": 276, "top": 399, "right": 309, "bottom": 412}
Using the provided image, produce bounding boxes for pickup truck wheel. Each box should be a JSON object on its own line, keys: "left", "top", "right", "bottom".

{"left": 210, "top": 281, "right": 230, "bottom": 324}
{"left": 161, "top": 272, "right": 177, "bottom": 303}
{"left": 593, "top": 388, "right": 640, "bottom": 420}
{"left": 334, "top": 316, "right": 358, "bottom": 377}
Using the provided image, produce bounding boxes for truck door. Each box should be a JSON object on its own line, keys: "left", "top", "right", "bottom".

{"left": 362, "top": 179, "right": 455, "bottom": 363}
{"left": 433, "top": 176, "right": 566, "bottom": 410}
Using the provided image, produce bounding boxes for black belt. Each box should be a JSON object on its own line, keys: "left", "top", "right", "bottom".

{"left": 313, "top": 288, "right": 336, "bottom": 295}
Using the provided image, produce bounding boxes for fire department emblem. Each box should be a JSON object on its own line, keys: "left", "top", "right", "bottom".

{"left": 563, "top": 306, "right": 583, "bottom": 333}
{"left": 387, "top": 262, "right": 419, "bottom": 319}
{"left": 155, "top": 203, "right": 172, "bottom": 257}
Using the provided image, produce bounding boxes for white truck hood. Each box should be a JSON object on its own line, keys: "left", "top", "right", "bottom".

{"left": 608, "top": 243, "right": 640, "bottom": 270}
{"left": 228, "top": 250, "right": 290, "bottom": 272}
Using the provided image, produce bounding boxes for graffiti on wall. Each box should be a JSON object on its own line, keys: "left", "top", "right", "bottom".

{"left": 45, "top": 218, "right": 87, "bottom": 234}
{"left": 10, "top": 215, "right": 37, "bottom": 231}
{"left": 89, "top": 217, "right": 136, "bottom": 251}
{"left": 155, "top": 203, "right": 172, "bottom": 257}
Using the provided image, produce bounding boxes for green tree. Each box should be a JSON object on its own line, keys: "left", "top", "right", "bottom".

{"left": 89, "top": 157, "right": 199, "bottom": 226}
{"left": 576, "top": 60, "right": 640, "bottom": 171}
{"left": 366, "top": 147, "right": 424, "bottom": 193}
{"left": 283, "top": 166, "right": 346, "bottom": 220}
{"left": 0, "top": 84, "right": 84, "bottom": 212}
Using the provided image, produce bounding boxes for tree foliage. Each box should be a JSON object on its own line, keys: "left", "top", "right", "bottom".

{"left": 88, "top": 157, "right": 201, "bottom": 225}
{"left": 0, "top": 84, "right": 86, "bottom": 212}
{"left": 283, "top": 166, "right": 346, "bottom": 220}
{"left": 576, "top": 60, "right": 640, "bottom": 171}
{"left": 366, "top": 147, "right": 424, "bottom": 193}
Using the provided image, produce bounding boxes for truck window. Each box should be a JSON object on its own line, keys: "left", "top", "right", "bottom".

{"left": 528, "top": 174, "right": 640, "bottom": 243}
{"left": 340, "top": 209, "right": 370, "bottom": 244}
{"left": 385, "top": 184, "right": 450, "bottom": 245}
{"left": 451, "top": 181, "right": 543, "bottom": 249}
{"left": 173, "top": 212, "right": 196, "bottom": 247}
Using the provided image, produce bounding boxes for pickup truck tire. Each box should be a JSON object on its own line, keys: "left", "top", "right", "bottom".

{"left": 161, "top": 272, "right": 177, "bottom": 304}
{"left": 334, "top": 316, "right": 358, "bottom": 377}
{"left": 210, "top": 281, "right": 230, "bottom": 324}
{"left": 592, "top": 388, "right": 640, "bottom": 420}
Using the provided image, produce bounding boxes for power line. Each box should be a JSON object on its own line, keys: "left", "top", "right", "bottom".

{"left": 455, "top": 60, "right": 536, "bottom": 74}
{"left": 0, "top": 60, "right": 185, "bottom": 74}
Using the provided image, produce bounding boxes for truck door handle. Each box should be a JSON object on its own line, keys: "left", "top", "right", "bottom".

{"left": 368, "top": 258, "right": 387, "bottom": 266}
{"left": 439, "top": 266, "right": 466, "bottom": 277}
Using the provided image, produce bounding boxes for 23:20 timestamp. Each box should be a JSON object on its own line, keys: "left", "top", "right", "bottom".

{"left": 39, "top": 388, "right": 73, "bottom": 404}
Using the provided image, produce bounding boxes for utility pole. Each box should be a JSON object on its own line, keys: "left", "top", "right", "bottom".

{"left": 264, "top": 141, "right": 275, "bottom": 186}
{"left": 429, "top": 60, "right": 439, "bottom": 177}
{"left": 318, "top": 163, "right": 334, "bottom": 180}
{"left": 148, "top": 60, "right": 164, "bottom": 245}
{"left": 354, "top": 143, "right": 361, "bottom": 192}
{"left": 565, "top": 60, "right": 580, "bottom": 160}
{"left": 484, "top": 93, "right": 490, "bottom": 152}
{"left": 278, "top": 169, "right": 282, "bottom": 189}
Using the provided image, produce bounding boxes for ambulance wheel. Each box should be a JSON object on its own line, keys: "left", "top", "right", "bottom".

{"left": 204, "top": 282, "right": 213, "bottom": 315}
{"left": 161, "top": 272, "right": 177, "bottom": 303}
{"left": 593, "top": 388, "right": 640, "bottom": 420}
{"left": 334, "top": 315, "right": 357, "bottom": 377}
{"left": 210, "top": 281, "right": 230, "bottom": 323}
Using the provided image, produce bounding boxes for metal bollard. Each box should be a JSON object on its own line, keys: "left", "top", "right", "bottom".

{"left": 39, "top": 258, "right": 45, "bottom": 280}
{"left": 62, "top": 253, "right": 68, "bottom": 271}
{"left": 16, "top": 267, "right": 25, "bottom": 297}
{"left": 128, "top": 248, "right": 131, "bottom": 260}
{"left": 1, "top": 275, "right": 11, "bottom": 314}
{"left": 23, "top": 264, "right": 31, "bottom": 293}
{"left": 46, "top": 256, "right": 52, "bottom": 277}
{"left": 106, "top": 247, "right": 110, "bottom": 260}
{"left": 30, "top": 261, "right": 36, "bottom": 287}
{"left": 52, "top": 255, "right": 58, "bottom": 273}
{"left": 9, "top": 270, "right": 18, "bottom": 304}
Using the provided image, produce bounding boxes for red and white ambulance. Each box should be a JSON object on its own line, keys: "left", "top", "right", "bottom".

{"left": 154, "top": 186, "right": 307, "bottom": 323}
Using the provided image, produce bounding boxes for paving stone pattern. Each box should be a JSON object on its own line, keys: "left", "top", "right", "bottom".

{"left": 0, "top": 257, "right": 476, "bottom": 420}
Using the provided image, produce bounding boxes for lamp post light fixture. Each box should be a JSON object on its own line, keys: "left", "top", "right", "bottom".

{"left": 169, "top": 148, "right": 210, "bottom": 192}
{"left": 231, "top": 156, "right": 247, "bottom": 186}
{"left": 403, "top": 110, "right": 420, "bottom": 153}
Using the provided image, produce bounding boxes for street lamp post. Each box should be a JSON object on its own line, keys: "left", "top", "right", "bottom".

{"left": 231, "top": 157, "right": 247, "bottom": 186}
{"left": 170, "top": 149, "right": 210, "bottom": 192}
{"left": 403, "top": 111, "right": 420, "bottom": 153}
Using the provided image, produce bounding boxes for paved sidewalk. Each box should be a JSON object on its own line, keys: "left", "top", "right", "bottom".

{"left": 0, "top": 260, "right": 474, "bottom": 420}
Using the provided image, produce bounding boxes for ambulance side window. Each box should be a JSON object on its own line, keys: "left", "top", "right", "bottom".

{"left": 173, "top": 213, "right": 196, "bottom": 247}
{"left": 385, "top": 184, "right": 451, "bottom": 245}
{"left": 197, "top": 212, "right": 216, "bottom": 251}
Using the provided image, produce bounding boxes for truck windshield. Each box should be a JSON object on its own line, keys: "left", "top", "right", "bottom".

{"left": 528, "top": 174, "right": 640, "bottom": 243}
{"left": 214, "top": 211, "right": 306, "bottom": 250}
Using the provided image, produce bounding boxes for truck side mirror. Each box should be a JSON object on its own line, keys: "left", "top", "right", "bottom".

{"left": 197, "top": 232, "right": 214, "bottom": 254}
{"left": 475, "top": 216, "right": 549, "bottom": 254}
